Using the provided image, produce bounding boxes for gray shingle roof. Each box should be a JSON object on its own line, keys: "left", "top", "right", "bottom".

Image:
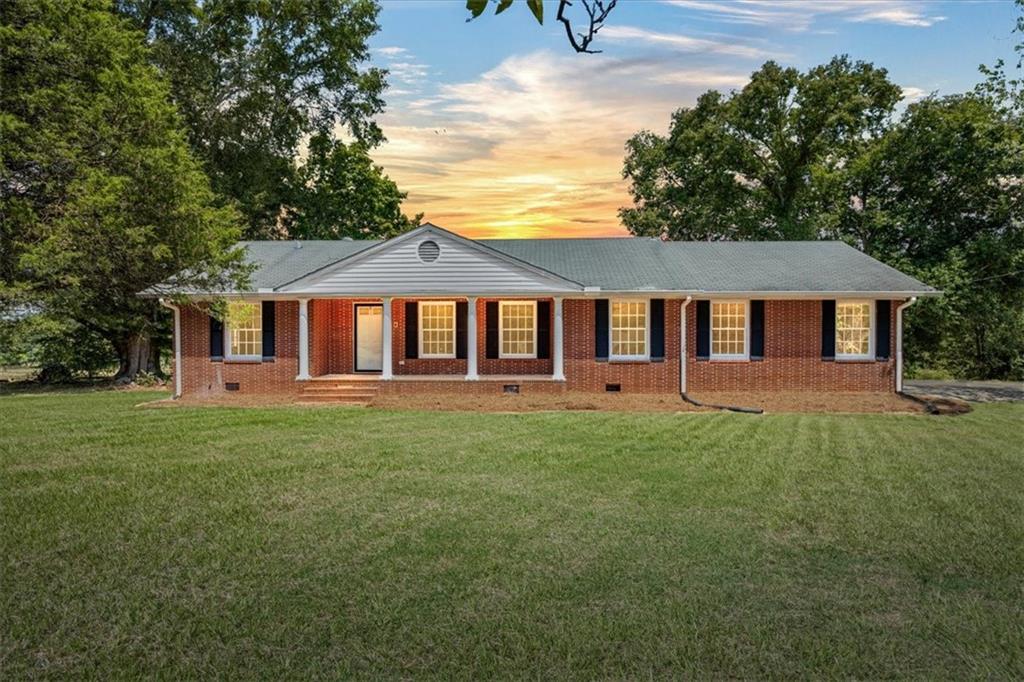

{"left": 237, "top": 239, "right": 379, "bottom": 289}
{"left": 146, "top": 233, "right": 936, "bottom": 296}
{"left": 483, "top": 239, "right": 936, "bottom": 293}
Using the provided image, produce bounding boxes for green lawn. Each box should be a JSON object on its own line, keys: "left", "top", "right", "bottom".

{"left": 2, "top": 391, "right": 1022, "bottom": 679}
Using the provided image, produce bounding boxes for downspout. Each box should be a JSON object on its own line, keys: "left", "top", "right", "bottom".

{"left": 679, "top": 297, "right": 692, "bottom": 395}
{"left": 895, "top": 296, "right": 918, "bottom": 394}
{"left": 679, "top": 296, "right": 763, "bottom": 414}
{"left": 159, "top": 299, "right": 182, "bottom": 399}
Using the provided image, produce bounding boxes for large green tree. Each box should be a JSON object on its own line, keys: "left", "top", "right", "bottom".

{"left": 620, "top": 56, "right": 1024, "bottom": 380}
{"left": 1, "top": 0, "right": 246, "bottom": 380}
{"left": 114, "top": 0, "right": 417, "bottom": 239}
{"left": 291, "top": 134, "right": 422, "bottom": 239}
{"left": 621, "top": 57, "right": 901, "bottom": 241}
{"left": 829, "top": 94, "right": 1024, "bottom": 379}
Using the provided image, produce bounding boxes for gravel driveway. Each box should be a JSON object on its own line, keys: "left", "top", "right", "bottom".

{"left": 904, "top": 379, "right": 1024, "bottom": 403}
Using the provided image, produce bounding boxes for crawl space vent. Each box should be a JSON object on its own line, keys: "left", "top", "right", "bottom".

{"left": 417, "top": 240, "right": 441, "bottom": 263}
{"left": 605, "top": 383, "right": 621, "bottom": 393}
{"left": 225, "top": 382, "right": 240, "bottom": 391}
{"left": 503, "top": 384, "right": 520, "bottom": 394}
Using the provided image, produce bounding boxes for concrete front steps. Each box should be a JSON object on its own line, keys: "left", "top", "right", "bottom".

{"left": 298, "top": 375, "right": 381, "bottom": 406}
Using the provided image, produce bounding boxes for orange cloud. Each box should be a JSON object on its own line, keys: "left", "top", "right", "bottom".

{"left": 373, "top": 49, "right": 753, "bottom": 239}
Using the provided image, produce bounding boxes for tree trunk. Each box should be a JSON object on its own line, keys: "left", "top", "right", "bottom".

{"left": 115, "top": 332, "right": 160, "bottom": 382}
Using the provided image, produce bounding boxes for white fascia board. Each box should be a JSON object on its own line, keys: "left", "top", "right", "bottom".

{"left": 163, "top": 288, "right": 940, "bottom": 300}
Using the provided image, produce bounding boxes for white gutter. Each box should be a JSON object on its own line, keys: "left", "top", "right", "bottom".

{"left": 895, "top": 297, "right": 917, "bottom": 393}
{"left": 679, "top": 296, "right": 693, "bottom": 394}
{"left": 158, "top": 299, "right": 182, "bottom": 399}
{"left": 149, "top": 290, "right": 940, "bottom": 302}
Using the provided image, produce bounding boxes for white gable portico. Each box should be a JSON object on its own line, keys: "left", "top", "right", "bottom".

{"left": 278, "top": 224, "right": 582, "bottom": 297}
{"left": 276, "top": 225, "right": 578, "bottom": 385}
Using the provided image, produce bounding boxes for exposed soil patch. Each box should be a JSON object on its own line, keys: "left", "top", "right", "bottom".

{"left": 371, "top": 391, "right": 928, "bottom": 414}
{"left": 901, "top": 393, "right": 973, "bottom": 415}
{"left": 369, "top": 392, "right": 710, "bottom": 413}
{"left": 688, "top": 391, "right": 926, "bottom": 414}
{"left": 142, "top": 390, "right": 929, "bottom": 414}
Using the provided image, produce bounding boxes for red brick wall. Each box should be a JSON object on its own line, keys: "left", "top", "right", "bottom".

{"left": 685, "top": 299, "right": 898, "bottom": 392}
{"left": 175, "top": 297, "right": 902, "bottom": 398}
{"left": 562, "top": 299, "right": 681, "bottom": 392}
{"left": 179, "top": 302, "right": 300, "bottom": 397}
{"left": 309, "top": 298, "right": 383, "bottom": 375}
{"left": 389, "top": 297, "right": 553, "bottom": 376}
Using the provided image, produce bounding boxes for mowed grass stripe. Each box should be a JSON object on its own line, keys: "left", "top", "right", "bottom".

{"left": 1, "top": 391, "right": 1022, "bottom": 679}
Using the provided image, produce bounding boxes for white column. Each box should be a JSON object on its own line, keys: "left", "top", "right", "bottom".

{"left": 466, "top": 297, "right": 479, "bottom": 380}
{"left": 382, "top": 297, "right": 393, "bottom": 380}
{"left": 553, "top": 297, "right": 565, "bottom": 381}
{"left": 297, "top": 298, "right": 311, "bottom": 380}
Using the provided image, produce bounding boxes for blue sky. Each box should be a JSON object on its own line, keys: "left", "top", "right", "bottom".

{"left": 366, "top": 0, "right": 1020, "bottom": 237}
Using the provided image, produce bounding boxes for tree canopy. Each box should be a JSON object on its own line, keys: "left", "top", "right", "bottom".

{"left": 621, "top": 57, "right": 902, "bottom": 241}
{"left": 620, "top": 56, "right": 1024, "bottom": 380}
{"left": 1, "top": 0, "right": 246, "bottom": 379}
{"left": 114, "top": 0, "right": 417, "bottom": 239}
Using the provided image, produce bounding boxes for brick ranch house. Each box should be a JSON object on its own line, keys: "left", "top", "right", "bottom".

{"left": 146, "top": 223, "right": 938, "bottom": 404}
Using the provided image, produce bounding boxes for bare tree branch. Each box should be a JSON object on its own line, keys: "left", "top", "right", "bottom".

{"left": 556, "top": 0, "right": 618, "bottom": 54}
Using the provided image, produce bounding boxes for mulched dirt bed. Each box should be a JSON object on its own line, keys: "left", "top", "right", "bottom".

{"left": 370, "top": 391, "right": 929, "bottom": 414}
{"left": 688, "top": 391, "right": 927, "bottom": 414}
{"left": 143, "top": 390, "right": 932, "bottom": 414}
{"left": 369, "top": 393, "right": 711, "bottom": 413}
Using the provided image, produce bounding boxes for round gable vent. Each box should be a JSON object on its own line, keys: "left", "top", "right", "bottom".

{"left": 417, "top": 239, "right": 441, "bottom": 263}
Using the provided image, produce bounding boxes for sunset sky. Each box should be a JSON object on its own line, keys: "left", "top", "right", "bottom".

{"left": 369, "top": 0, "right": 1018, "bottom": 239}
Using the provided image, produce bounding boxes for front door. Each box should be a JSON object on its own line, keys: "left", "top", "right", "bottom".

{"left": 354, "top": 304, "right": 383, "bottom": 372}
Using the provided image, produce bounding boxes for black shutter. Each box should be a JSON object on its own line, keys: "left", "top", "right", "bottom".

{"left": 261, "top": 301, "right": 275, "bottom": 360}
{"left": 650, "top": 298, "right": 665, "bottom": 361}
{"left": 456, "top": 301, "right": 468, "bottom": 359}
{"left": 485, "top": 301, "right": 499, "bottom": 359}
{"left": 821, "top": 300, "right": 836, "bottom": 360}
{"left": 695, "top": 300, "right": 710, "bottom": 360}
{"left": 536, "top": 301, "right": 551, "bottom": 359}
{"left": 875, "top": 300, "right": 891, "bottom": 360}
{"left": 750, "top": 300, "right": 765, "bottom": 360}
{"left": 404, "top": 301, "right": 418, "bottom": 359}
{"left": 594, "top": 299, "right": 609, "bottom": 360}
{"left": 209, "top": 313, "right": 223, "bottom": 360}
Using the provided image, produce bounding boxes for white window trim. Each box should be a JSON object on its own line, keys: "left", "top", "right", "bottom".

{"left": 710, "top": 299, "right": 750, "bottom": 361}
{"left": 609, "top": 299, "right": 650, "bottom": 361}
{"left": 498, "top": 300, "right": 538, "bottom": 359}
{"left": 224, "top": 301, "right": 263, "bottom": 361}
{"left": 835, "top": 300, "right": 875, "bottom": 361}
{"left": 418, "top": 300, "right": 457, "bottom": 359}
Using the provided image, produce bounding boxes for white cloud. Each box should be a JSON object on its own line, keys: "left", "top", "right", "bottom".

{"left": 663, "top": 0, "right": 946, "bottom": 32}
{"left": 900, "top": 86, "right": 929, "bottom": 103}
{"left": 375, "top": 46, "right": 408, "bottom": 57}
{"left": 600, "top": 25, "right": 779, "bottom": 59}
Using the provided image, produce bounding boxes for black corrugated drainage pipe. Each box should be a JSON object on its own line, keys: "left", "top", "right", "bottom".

{"left": 681, "top": 393, "right": 763, "bottom": 414}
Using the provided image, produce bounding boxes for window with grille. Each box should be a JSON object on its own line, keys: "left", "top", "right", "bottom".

{"left": 226, "top": 301, "right": 262, "bottom": 359}
{"left": 419, "top": 301, "right": 455, "bottom": 358}
{"left": 711, "top": 301, "right": 747, "bottom": 358}
{"left": 836, "top": 301, "right": 872, "bottom": 358}
{"left": 610, "top": 300, "right": 647, "bottom": 359}
{"left": 499, "top": 301, "right": 536, "bottom": 358}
